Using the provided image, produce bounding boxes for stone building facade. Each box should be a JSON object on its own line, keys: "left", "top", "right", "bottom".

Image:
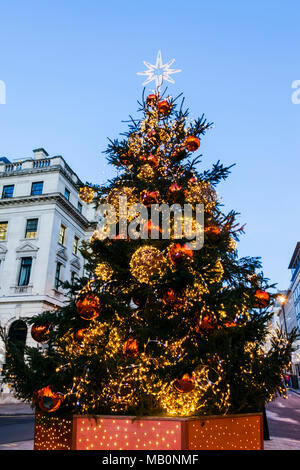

{"left": 0, "top": 148, "right": 96, "bottom": 402}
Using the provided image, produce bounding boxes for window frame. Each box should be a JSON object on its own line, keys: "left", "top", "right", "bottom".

{"left": 0, "top": 221, "right": 8, "bottom": 241}
{"left": 2, "top": 185, "right": 14, "bottom": 199}
{"left": 25, "top": 218, "right": 38, "bottom": 239}
{"left": 55, "top": 262, "right": 62, "bottom": 289}
{"left": 59, "top": 224, "right": 66, "bottom": 245}
{"left": 18, "top": 257, "right": 32, "bottom": 286}
{"left": 64, "top": 187, "right": 70, "bottom": 201}
{"left": 31, "top": 181, "right": 44, "bottom": 196}
{"left": 73, "top": 236, "right": 79, "bottom": 255}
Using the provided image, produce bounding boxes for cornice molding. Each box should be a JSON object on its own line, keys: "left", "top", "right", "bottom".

{"left": 0, "top": 192, "right": 92, "bottom": 230}
{"left": 0, "top": 164, "right": 83, "bottom": 192}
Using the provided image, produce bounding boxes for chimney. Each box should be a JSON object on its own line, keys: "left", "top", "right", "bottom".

{"left": 32, "top": 148, "right": 49, "bottom": 160}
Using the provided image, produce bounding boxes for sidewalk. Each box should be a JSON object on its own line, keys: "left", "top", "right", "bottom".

{"left": 0, "top": 402, "right": 34, "bottom": 416}
{"left": 0, "top": 399, "right": 299, "bottom": 450}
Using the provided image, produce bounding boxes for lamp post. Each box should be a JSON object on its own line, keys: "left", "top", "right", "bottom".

{"left": 277, "top": 294, "right": 288, "bottom": 336}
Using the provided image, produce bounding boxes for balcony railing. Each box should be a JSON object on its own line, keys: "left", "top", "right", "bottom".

{"left": 11, "top": 285, "right": 33, "bottom": 294}
{"left": 5, "top": 163, "right": 22, "bottom": 172}
{"left": 33, "top": 159, "right": 51, "bottom": 168}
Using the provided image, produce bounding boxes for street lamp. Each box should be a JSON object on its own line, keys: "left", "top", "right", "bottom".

{"left": 277, "top": 294, "right": 288, "bottom": 335}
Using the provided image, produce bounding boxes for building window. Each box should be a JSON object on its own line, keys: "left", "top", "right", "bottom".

{"left": 25, "top": 219, "right": 38, "bottom": 239}
{"left": 2, "top": 185, "right": 14, "bottom": 199}
{"left": 55, "top": 262, "right": 62, "bottom": 289}
{"left": 77, "top": 202, "right": 82, "bottom": 213}
{"left": 59, "top": 225, "right": 66, "bottom": 245}
{"left": 6, "top": 320, "right": 27, "bottom": 366}
{"left": 18, "top": 257, "right": 32, "bottom": 286}
{"left": 31, "top": 181, "right": 44, "bottom": 195}
{"left": 64, "top": 188, "right": 70, "bottom": 201}
{"left": 73, "top": 236, "right": 79, "bottom": 255}
{"left": 0, "top": 222, "right": 8, "bottom": 241}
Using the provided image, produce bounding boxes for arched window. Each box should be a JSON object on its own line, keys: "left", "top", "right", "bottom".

{"left": 6, "top": 320, "right": 27, "bottom": 361}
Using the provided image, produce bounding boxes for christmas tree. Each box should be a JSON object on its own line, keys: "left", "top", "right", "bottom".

{"left": 1, "top": 81, "right": 296, "bottom": 419}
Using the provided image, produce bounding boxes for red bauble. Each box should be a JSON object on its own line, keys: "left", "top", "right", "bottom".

{"left": 188, "top": 176, "right": 197, "bottom": 184}
{"left": 174, "top": 374, "right": 195, "bottom": 393}
{"left": 140, "top": 153, "right": 159, "bottom": 168}
{"left": 31, "top": 324, "right": 50, "bottom": 343}
{"left": 119, "top": 153, "right": 130, "bottom": 166}
{"left": 195, "top": 315, "right": 217, "bottom": 334}
{"left": 76, "top": 293, "right": 101, "bottom": 320}
{"left": 255, "top": 290, "right": 270, "bottom": 308}
{"left": 141, "top": 220, "right": 162, "bottom": 238}
{"left": 146, "top": 94, "right": 158, "bottom": 108}
{"left": 168, "top": 243, "right": 194, "bottom": 264}
{"left": 162, "top": 288, "right": 183, "bottom": 309}
{"left": 204, "top": 225, "right": 220, "bottom": 236}
{"left": 74, "top": 328, "right": 87, "bottom": 344}
{"left": 140, "top": 190, "right": 159, "bottom": 207}
{"left": 168, "top": 183, "right": 183, "bottom": 202}
{"left": 123, "top": 338, "right": 139, "bottom": 358}
{"left": 171, "top": 147, "right": 187, "bottom": 162}
{"left": 157, "top": 100, "right": 171, "bottom": 116}
{"left": 35, "top": 386, "right": 64, "bottom": 413}
{"left": 111, "top": 234, "right": 130, "bottom": 242}
{"left": 184, "top": 136, "right": 200, "bottom": 152}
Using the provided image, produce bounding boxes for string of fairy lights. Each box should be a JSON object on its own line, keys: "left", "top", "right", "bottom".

{"left": 6, "top": 87, "right": 284, "bottom": 420}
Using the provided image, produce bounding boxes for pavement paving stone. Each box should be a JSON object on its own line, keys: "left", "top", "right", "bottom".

{"left": 1, "top": 391, "right": 300, "bottom": 450}
{"left": 0, "top": 440, "right": 34, "bottom": 450}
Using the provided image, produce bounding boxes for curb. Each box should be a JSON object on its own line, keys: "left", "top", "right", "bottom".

{"left": 289, "top": 388, "right": 300, "bottom": 396}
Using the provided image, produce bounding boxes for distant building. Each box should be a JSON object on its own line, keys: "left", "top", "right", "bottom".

{"left": 0, "top": 148, "right": 96, "bottom": 402}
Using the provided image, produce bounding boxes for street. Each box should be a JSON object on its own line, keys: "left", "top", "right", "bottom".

{"left": 0, "top": 391, "right": 299, "bottom": 450}
{"left": 0, "top": 415, "right": 34, "bottom": 446}
{"left": 265, "top": 390, "right": 300, "bottom": 449}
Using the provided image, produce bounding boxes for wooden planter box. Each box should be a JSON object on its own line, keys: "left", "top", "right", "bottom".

{"left": 34, "top": 412, "right": 264, "bottom": 450}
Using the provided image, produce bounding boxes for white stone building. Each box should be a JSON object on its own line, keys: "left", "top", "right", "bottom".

{"left": 0, "top": 148, "right": 96, "bottom": 402}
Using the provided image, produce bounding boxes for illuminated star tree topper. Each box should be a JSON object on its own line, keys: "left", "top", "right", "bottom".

{"left": 137, "top": 50, "right": 181, "bottom": 89}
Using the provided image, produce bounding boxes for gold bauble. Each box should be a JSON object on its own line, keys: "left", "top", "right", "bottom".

{"left": 130, "top": 246, "right": 166, "bottom": 284}
{"left": 94, "top": 262, "right": 114, "bottom": 281}
{"left": 79, "top": 186, "right": 94, "bottom": 204}
{"left": 137, "top": 164, "right": 155, "bottom": 181}
{"left": 185, "top": 181, "right": 217, "bottom": 211}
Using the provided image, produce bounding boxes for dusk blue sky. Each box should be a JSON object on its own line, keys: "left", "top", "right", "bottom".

{"left": 0, "top": 0, "right": 299, "bottom": 289}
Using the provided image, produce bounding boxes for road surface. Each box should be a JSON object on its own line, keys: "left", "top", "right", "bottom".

{"left": 0, "top": 415, "right": 34, "bottom": 445}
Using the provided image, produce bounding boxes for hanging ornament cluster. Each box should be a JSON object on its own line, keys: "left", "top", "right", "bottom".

{"left": 145, "top": 94, "right": 172, "bottom": 117}
{"left": 31, "top": 324, "right": 50, "bottom": 343}
{"left": 34, "top": 386, "right": 64, "bottom": 413}
{"left": 76, "top": 293, "right": 101, "bottom": 320}
{"left": 79, "top": 186, "right": 94, "bottom": 204}
{"left": 130, "top": 246, "right": 166, "bottom": 284}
